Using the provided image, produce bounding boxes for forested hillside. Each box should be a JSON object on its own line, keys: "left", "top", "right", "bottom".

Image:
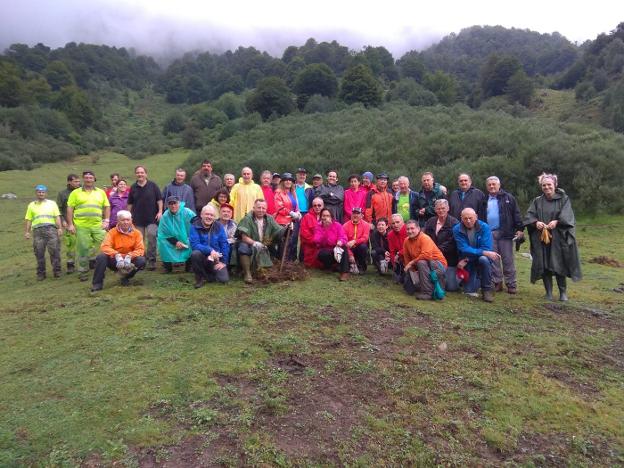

{"left": 1, "top": 24, "right": 624, "bottom": 214}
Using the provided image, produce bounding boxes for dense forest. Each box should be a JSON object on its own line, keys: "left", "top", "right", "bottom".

{"left": 1, "top": 23, "right": 624, "bottom": 212}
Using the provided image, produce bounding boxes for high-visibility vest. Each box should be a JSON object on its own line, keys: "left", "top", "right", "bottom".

{"left": 25, "top": 199, "right": 60, "bottom": 229}
{"left": 67, "top": 187, "right": 110, "bottom": 228}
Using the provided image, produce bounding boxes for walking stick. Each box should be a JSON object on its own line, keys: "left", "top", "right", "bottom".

{"left": 279, "top": 225, "right": 292, "bottom": 272}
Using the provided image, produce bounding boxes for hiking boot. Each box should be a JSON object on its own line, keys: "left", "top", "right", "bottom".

{"left": 240, "top": 255, "right": 253, "bottom": 284}
{"left": 88, "top": 259, "right": 96, "bottom": 270}
{"left": 416, "top": 293, "right": 431, "bottom": 300}
{"left": 507, "top": 286, "right": 518, "bottom": 294}
{"left": 79, "top": 272, "right": 89, "bottom": 282}
{"left": 194, "top": 275, "right": 206, "bottom": 289}
{"left": 146, "top": 261, "right": 156, "bottom": 271}
{"left": 90, "top": 283, "right": 103, "bottom": 292}
{"left": 120, "top": 276, "right": 130, "bottom": 286}
{"left": 53, "top": 271, "right": 61, "bottom": 278}
{"left": 37, "top": 273, "right": 46, "bottom": 281}
{"left": 464, "top": 291, "right": 479, "bottom": 298}
{"left": 339, "top": 272, "right": 349, "bottom": 281}
{"left": 66, "top": 262, "right": 75, "bottom": 274}
{"left": 543, "top": 275, "right": 554, "bottom": 300}
{"left": 494, "top": 282, "right": 503, "bottom": 292}
{"left": 482, "top": 290, "right": 494, "bottom": 303}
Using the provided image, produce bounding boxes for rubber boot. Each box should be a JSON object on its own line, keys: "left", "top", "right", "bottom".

{"left": 556, "top": 275, "right": 568, "bottom": 301}
{"left": 66, "top": 261, "right": 75, "bottom": 274}
{"left": 240, "top": 255, "right": 253, "bottom": 284}
{"left": 543, "top": 274, "right": 553, "bottom": 300}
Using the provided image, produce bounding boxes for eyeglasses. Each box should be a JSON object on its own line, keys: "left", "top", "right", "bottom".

{"left": 312, "top": 204, "right": 323, "bottom": 207}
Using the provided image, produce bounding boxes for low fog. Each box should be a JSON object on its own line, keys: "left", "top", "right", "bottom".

{"left": 0, "top": 0, "right": 619, "bottom": 61}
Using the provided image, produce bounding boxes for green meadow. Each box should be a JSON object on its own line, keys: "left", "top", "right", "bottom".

{"left": 0, "top": 151, "right": 622, "bottom": 465}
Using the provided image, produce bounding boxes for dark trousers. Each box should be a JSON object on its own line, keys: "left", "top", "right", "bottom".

{"left": 190, "top": 250, "right": 229, "bottom": 283}
{"left": 317, "top": 248, "right": 349, "bottom": 273}
{"left": 464, "top": 256, "right": 493, "bottom": 293}
{"left": 403, "top": 260, "right": 446, "bottom": 295}
{"left": 371, "top": 247, "right": 386, "bottom": 273}
{"left": 92, "top": 253, "right": 145, "bottom": 287}
{"left": 350, "top": 243, "right": 369, "bottom": 272}
{"left": 33, "top": 225, "right": 61, "bottom": 276}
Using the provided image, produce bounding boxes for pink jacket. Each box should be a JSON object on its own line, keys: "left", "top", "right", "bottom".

{"left": 343, "top": 188, "right": 368, "bottom": 221}
{"left": 314, "top": 221, "right": 347, "bottom": 249}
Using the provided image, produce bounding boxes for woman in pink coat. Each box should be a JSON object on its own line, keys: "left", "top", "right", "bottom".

{"left": 314, "top": 208, "right": 350, "bottom": 281}
{"left": 343, "top": 174, "right": 368, "bottom": 221}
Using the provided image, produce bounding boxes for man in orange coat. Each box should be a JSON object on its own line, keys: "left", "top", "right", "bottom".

{"left": 365, "top": 172, "right": 393, "bottom": 224}
{"left": 91, "top": 210, "right": 145, "bottom": 292}
{"left": 402, "top": 219, "right": 447, "bottom": 300}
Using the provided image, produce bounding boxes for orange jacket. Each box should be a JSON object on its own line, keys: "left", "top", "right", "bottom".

{"left": 365, "top": 186, "right": 393, "bottom": 223}
{"left": 403, "top": 232, "right": 447, "bottom": 268}
{"left": 100, "top": 225, "right": 145, "bottom": 258}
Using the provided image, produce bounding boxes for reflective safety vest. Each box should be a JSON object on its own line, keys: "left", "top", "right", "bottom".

{"left": 67, "top": 187, "right": 110, "bottom": 228}
{"left": 25, "top": 199, "right": 60, "bottom": 229}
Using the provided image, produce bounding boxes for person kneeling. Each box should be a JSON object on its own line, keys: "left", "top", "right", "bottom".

{"left": 189, "top": 205, "right": 230, "bottom": 288}
{"left": 402, "top": 220, "right": 448, "bottom": 300}
{"left": 91, "top": 210, "right": 145, "bottom": 292}
{"left": 236, "top": 199, "right": 287, "bottom": 284}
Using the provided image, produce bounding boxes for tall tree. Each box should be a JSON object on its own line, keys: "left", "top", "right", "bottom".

{"left": 246, "top": 77, "right": 295, "bottom": 120}
{"left": 293, "top": 63, "right": 338, "bottom": 109}
{"left": 339, "top": 64, "right": 383, "bottom": 107}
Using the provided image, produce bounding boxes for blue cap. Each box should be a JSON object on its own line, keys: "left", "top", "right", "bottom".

{"left": 362, "top": 171, "right": 374, "bottom": 181}
{"left": 35, "top": 184, "right": 48, "bottom": 192}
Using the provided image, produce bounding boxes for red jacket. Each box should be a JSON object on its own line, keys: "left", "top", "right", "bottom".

{"left": 299, "top": 211, "right": 322, "bottom": 268}
{"left": 261, "top": 185, "right": 276, "bottom": 215}
{"left": 274, "top": 188, "right": 299, "bottom": 225}
{"left": 365, "top": 186, "right": 393, "bottom": 223}
{"left": 387, "top": 224, "right": 407, "bottom": 266}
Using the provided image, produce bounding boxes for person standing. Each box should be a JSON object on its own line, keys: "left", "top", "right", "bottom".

{"left": 190, "top": 160, "right": 222, "bottom": 212}
{"left": 343, "top": 174, "right": 368, "bottom": 222}
{"left": 480, "top": 176, "right": 524, "bottom": 294}
{"left": 230, "top": 167, "right": 263, "bottom": 222}
{"left": 392, "top": 176, "right": 419, "bottom": 223}
{"left": 57, "top": 173, "right": 80, "bottom": 273}
{"left": 108, "top": 179, "right": 129, "bottom": 229}
{"left": 417, "top": 172, "right": 446, "bottom": 227}
{"left": 449, "top": 173, "right": 485, "bottom": 220}
{"left": 127, "top": 165, "right": 163, "bottom": 271}
{"left": 66, "top": 170, "right": 110, "bottom": 281}
{"left": 318, "top": 170, "right": 345, "bottom": 223}
{"left": 524, "top": 173, "right": 581, "bottom": 301}
{"left": 162, "top": 168, "right": 195, "bottom": 213}
{"left": 274, "top": 172, "right": 302, "bottom": 261}
{"left": 365, "top": 172, "right": 393, "bottom": 224}
{"left": 259, "top": 170, "right": 277, "bottom": 215}
{"left": 25, "top": 184, "right": 63, "bottom": 280}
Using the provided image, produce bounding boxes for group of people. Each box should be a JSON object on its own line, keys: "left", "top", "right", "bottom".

{"left": 24, "top": 161, "right": 582, "bottom": 301}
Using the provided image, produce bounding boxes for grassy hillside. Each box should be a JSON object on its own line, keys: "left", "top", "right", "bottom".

{"left": 0, "top": 153, "right": 623, "bottom": 465}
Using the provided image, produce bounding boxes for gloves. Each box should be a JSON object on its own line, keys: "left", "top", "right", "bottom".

{"left": 124, "top": 255, "right": 132, "bottom": 267}
{"left": 252, "top": 241, "right": 265, "bottom": 250}
{"left": 289, "top": 211, "right": 302, "bottom": 221}
{"left": 115, "top": 254, "right": 124, "bottom": 269}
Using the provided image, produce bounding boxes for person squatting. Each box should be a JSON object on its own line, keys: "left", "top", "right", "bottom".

{"left": 26, "top": 164, "right": 581, "bottom": 301}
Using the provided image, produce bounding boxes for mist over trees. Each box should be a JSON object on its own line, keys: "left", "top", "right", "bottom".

{"left": 1, "top": 23, "right": 624, "bottom": 213}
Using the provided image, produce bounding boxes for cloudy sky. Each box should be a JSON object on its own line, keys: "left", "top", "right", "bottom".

{"left": 1, "top": 0, "right": 620, "bottom": 59}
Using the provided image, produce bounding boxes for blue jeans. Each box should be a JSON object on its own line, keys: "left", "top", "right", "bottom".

{"left": 464, "top": 256, "right": 493, "bottom": 293}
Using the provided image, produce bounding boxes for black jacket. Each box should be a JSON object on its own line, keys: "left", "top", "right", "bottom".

{"left": 478, "top": 190, "right": 523, "bottom": 239}
{"left": 424, "top": 215, "right": 460, "bottom": 266}
{"left": 449, "top": 187, "right": 486, "bottom": 219}
{"left": 370, "top": 229, "right": 389, "bottom": 256}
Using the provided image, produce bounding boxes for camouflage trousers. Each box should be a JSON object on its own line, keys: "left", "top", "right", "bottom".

{"left": 33, "top": 225, "right": 61, "bottom": 276}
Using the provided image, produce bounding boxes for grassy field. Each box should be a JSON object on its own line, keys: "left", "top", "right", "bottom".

{"left": 0, "top": 152, "right": 623, "bottom": 466}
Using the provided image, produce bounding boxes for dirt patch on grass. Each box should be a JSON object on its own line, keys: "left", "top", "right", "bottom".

{"left": 588, "top": 256, "right": 623, "bottom": 267}
{"left": 510, "top": 432, "right": 618, "bottom": 465}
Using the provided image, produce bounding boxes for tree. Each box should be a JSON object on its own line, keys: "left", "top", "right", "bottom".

{"left": 339, "top": 64, "right": 383, "bottom": 107}
{"left": 398, "top": 53, "right": 426, "bottom": 83}
{"left": 293, "top": 63, "right": 338, "bottom": 109}
{"left": 245, "top": 77, "right": 295, "bottom": 120}
{"left": 480, "top": 54, "right": 521, "bottom": 98}
{"left": 44, "top": 60, "right": 75, "bottom": 91}
{"left": 505, "top": 69, "right": 534, "bottom": 106}
{"left": 52, "top": 86, "right": 95, "bottom": 129}
{"left": 162, "top": 111, "right": 186, "bottom": 134}
{"left": 182, "top": 122, "right": 202, "bottom": 149}
{"left": 0, "top": 61, "right": 25, "bottom": 107}
{"left": 423, "top": 71, "right": 457, "bottom": 105}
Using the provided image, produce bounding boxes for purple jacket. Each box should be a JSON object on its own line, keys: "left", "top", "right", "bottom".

{"left": 314, "top": 221, "right": 347, "bottom": 249}
{"left": 109, "top": 190, "right": 129, "bottom": 228}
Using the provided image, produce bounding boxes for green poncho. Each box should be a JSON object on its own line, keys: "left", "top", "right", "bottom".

{"left": 157, "top": 206, "right": 196, "bottom": 263}
{"left": 524, "top": 189, "right": 582, "bottom": 283}
{"left": 236, "top": 213, "right": 285, "bottom": 268}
